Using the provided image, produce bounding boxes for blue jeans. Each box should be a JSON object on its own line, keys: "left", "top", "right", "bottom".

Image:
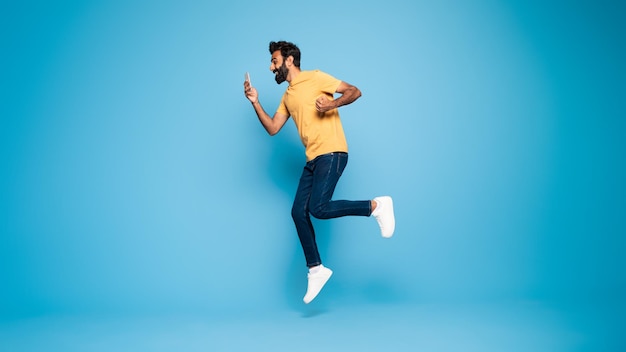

{"left": 291, "top": 152, "right": 372, "bottom": 267}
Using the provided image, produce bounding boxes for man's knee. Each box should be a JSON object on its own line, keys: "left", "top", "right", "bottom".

{"left": 291, "top": 205, "right": 307, "bottom": 222}
{"left": 310, "top": 205, "right": 330, "bottom": 219}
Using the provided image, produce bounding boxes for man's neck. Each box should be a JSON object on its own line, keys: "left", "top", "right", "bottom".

{"left": 287, "top": 68, "right": 301, "bottom": 83}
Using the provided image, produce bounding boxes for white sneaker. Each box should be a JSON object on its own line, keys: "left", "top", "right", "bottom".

{"left": 373, "top": 196, "right": 395, "bottom": 238}
{"left": 303, "top": 265, "right": 333, "bottom": 304}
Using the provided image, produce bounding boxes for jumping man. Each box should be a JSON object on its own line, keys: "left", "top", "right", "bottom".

{"left": 243, "top": 41, "right": 395, "bottom": 304}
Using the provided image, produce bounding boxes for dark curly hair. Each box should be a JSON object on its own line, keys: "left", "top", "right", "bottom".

{"left": 269, "top": 41, "right": 301, "bottom": 68}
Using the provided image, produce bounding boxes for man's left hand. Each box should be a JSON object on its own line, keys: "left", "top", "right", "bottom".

{"left": 315, "top": 95, "right": 335, "bottom": 113}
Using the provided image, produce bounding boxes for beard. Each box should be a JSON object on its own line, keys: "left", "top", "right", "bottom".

{"left": 273, "top": 64, "right": 289, "bottom": 84}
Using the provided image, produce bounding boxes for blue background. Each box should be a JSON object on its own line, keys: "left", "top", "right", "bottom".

{"left": 1, "top": 0, "right": 625, "bottom": 350}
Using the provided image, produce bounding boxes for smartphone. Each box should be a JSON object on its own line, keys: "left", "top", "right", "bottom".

{"left": 245, "top": 72, "right": 251, "bottom": 85}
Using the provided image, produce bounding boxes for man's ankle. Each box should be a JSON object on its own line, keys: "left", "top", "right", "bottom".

{"left": 309, "top": 264, "right": 323, "bottom": 274}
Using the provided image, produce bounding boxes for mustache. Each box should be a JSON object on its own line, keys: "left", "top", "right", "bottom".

{"left": 274, "top": 65, "right": 287, "bottom": 84}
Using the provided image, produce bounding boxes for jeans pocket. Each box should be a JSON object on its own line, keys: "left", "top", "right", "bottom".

{"left": 335, "top": 153, "right": 348, "bottom": 176}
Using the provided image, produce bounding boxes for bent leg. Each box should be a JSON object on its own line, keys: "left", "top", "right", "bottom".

{"left": 308, "top": 153, "right": 371, "bottom": 219}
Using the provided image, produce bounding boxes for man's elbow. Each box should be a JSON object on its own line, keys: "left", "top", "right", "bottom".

{"left": 349, "top": 85, "right": 362, "bottom": 100}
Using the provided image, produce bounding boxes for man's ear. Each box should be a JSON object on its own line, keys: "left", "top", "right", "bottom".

{"left": 286, "top": 55, "right": 294, "bottom": 67}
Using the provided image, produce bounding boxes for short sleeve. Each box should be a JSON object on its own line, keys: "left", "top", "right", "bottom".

{"left": 275, "top": 94, "right": 289, "bottom": 116}
{"left": 315, "top": 70, "right": 342, "bottom": 95}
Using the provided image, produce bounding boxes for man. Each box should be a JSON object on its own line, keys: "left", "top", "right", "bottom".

{"left": 243, "top": 41, "right": 395, "bottom": 304}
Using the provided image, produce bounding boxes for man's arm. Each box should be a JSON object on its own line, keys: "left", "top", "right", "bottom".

{"left": 315, "top": 81, "right": 362, "bottom": 113}
{"left": 244, "top": 80, "right": 289, "bottom": 136}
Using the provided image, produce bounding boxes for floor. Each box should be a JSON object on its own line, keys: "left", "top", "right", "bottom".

{"left": 1, "top": 299, "right": 624, "bottom": 352}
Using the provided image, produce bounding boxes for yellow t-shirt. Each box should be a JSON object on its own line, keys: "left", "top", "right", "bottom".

{"left": 276, "top": 70, "right": 348, "bottom": 161}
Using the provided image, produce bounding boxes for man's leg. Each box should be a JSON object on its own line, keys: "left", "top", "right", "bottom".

{"left": 301, "top": 152, "right": 366, "bottom": 304}
{"left": 309, "top": 152, "right": 372, "bottom": 219}
{"left": 291, "top": 162, "right": 321, "bottom": 268}
{"left": 293, "top": 152, "right": 396, "bottom": 304}
{"left": 308, "top": 152, "right": 395, "bottom": 237}
{"left": 291, "top": 161, "right": 333, "bottom": 304}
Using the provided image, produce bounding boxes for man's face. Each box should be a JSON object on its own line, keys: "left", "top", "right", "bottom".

{"left": 270, "top": 50, "right": 289, "bottom": 84}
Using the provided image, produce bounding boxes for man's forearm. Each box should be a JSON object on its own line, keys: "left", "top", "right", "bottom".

{"left": 251, "top": 100, "right": 278, "bottom": 135}
{"left": 333, "top": 86, "right": 362, "bottom": 109}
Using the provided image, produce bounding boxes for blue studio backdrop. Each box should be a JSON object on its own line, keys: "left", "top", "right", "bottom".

{"left": 1, "top": 0, "right": 625, "bottom": 320}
